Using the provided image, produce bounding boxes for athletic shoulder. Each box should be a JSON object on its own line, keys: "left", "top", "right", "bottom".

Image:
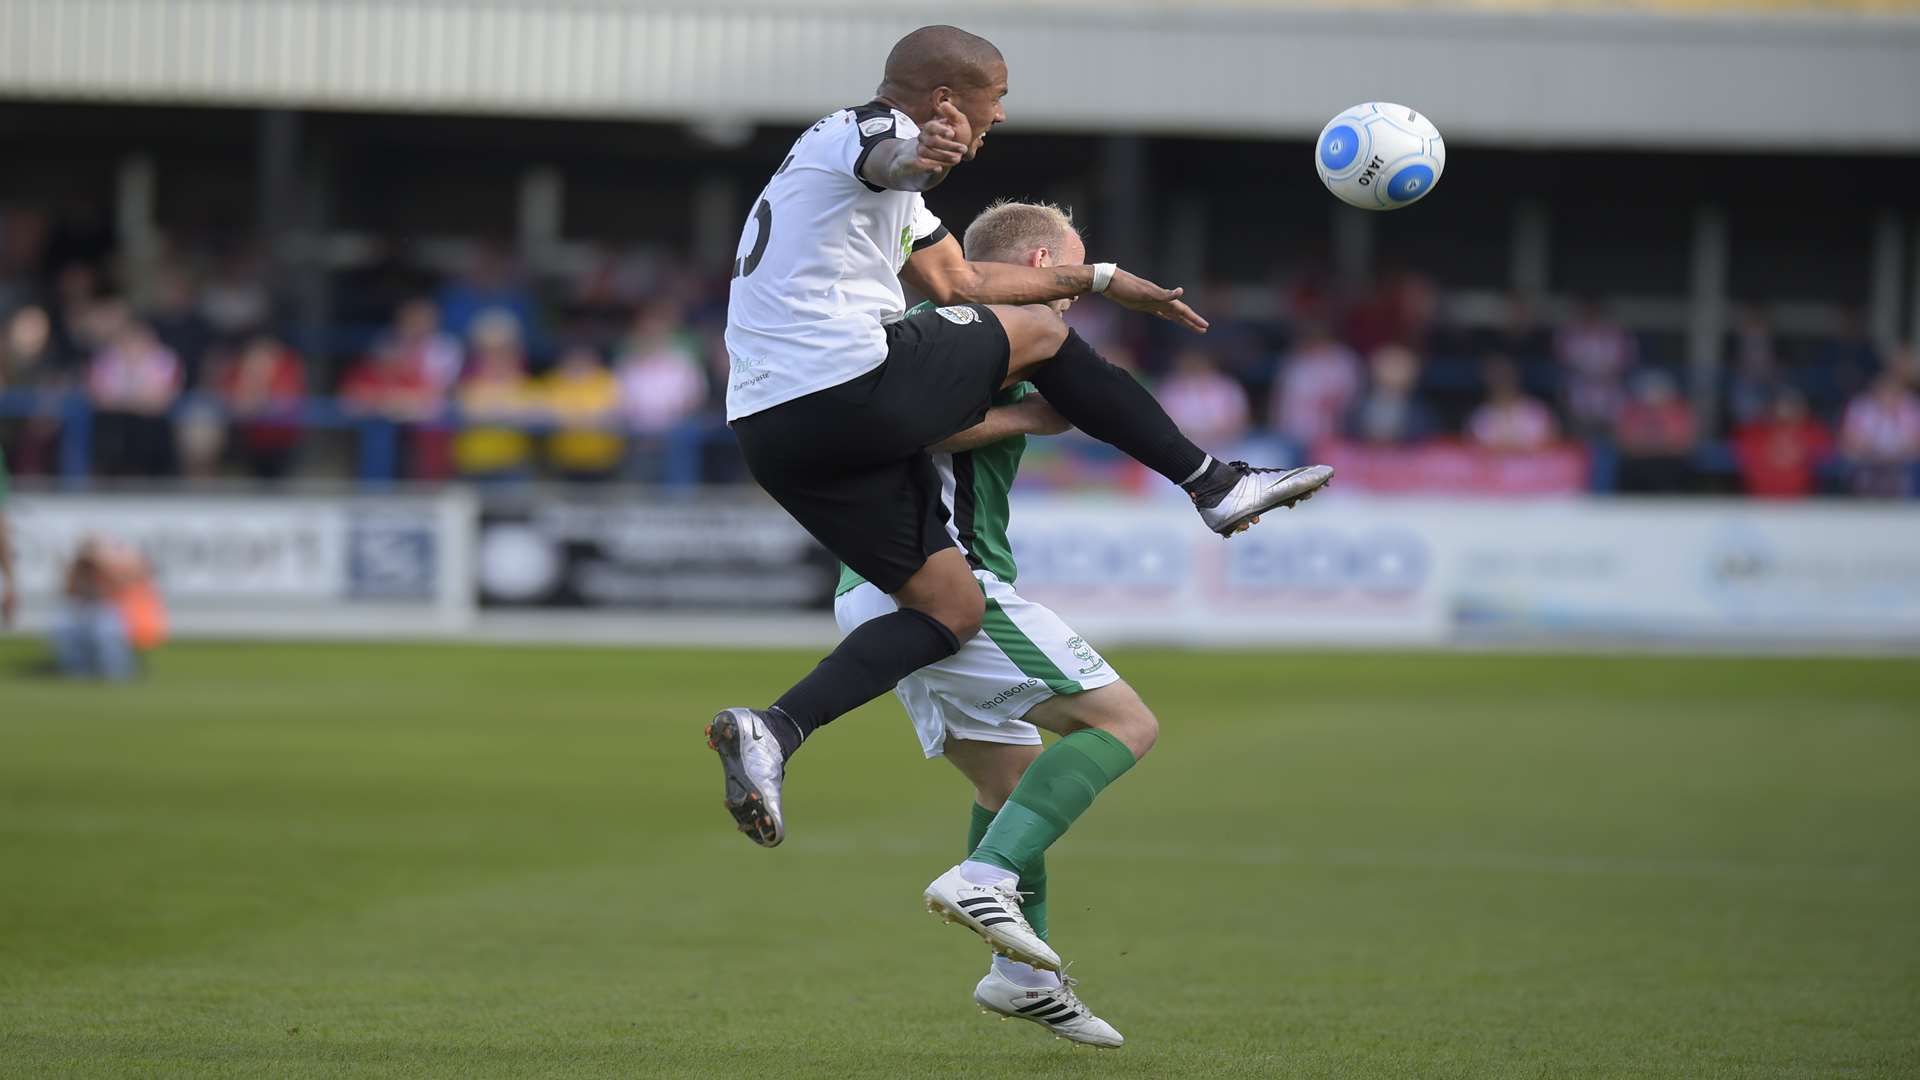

{"left": 841, "top": 102, "right": 920, "bottom": 193}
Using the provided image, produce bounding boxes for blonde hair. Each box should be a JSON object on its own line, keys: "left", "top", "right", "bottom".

{"left": 962, "top": 199, "right": 1080, "bottom": 264}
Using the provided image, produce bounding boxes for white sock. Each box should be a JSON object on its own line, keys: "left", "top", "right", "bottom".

{"left": 958, "top": 859, "right": 1018, "bottom": 888}
{"left": 992, "top": 954, "right": 1061, "bottom": 989}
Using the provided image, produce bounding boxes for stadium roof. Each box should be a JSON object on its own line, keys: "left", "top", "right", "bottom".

{"left": 1, "top": 0, "right": 1917, "bottom": 150}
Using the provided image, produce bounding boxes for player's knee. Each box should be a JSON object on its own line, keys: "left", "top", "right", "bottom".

{"left": 896, "top": 553, "right": 984, "bottom": 642}
{"left": 1000, "top": 305, "right": 1067, "bottom": 368}
{"left": 973, "top": 774, "right": 1018, "bottom": 811}
{"left": 939, "top": 588, "right": 985, "bottom": 641}
{"left": 913, "top": 583, "right": 983, "bottom": 642}
{"left": 1118, "top": 702, "right": 1159, "bottom": 761}
{"left": 1087, "top": 689, "right": 1157, "bottom": 760}
{"left": 1024, "top": 308, "right": 1068, "bottom": 362}
{"left": 1034, "top": 309, "right": 1068, "bottom": 357}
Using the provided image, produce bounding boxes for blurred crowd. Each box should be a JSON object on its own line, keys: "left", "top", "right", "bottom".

{"left": 1075, "top": 271, "right": 1920, "bottom": 498}
{"left": 0, "top": 206, "right": 731, "bottom": 486}
{"left": 3, "top": 204, "right": 1918, "bottom": 498}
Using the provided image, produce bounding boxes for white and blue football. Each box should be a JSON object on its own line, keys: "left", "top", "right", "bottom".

{"left": 1314, "top": 103, "right": 1446, "bottom": 211}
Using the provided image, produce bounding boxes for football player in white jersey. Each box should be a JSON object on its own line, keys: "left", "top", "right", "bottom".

{"left": 709, "top": 28, "right": 1331, "bottom": 891}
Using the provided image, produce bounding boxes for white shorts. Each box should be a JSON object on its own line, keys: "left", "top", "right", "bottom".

{"left": 833, "top": 570, "right": 1120, "bottom": 758}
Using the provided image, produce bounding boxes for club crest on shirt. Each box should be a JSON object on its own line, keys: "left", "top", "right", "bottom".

{"left": 859, "top": 116, "right": 894, "bottom": 138}
{"left": 936, "top": 306, "right": 978, "bottom": 325}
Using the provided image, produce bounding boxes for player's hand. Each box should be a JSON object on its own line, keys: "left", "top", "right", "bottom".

{"left": 915, "top": 101, "right": 971, "bottom": 171}
{"left": 1102, "top": 268, "right": 1210, "bottom": 333}
{"left": 1014, "top": 396, "right": 1071, "bottom": 437}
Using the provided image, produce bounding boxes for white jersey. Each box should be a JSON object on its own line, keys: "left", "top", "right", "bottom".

{"left": 723, "top": 102, "right": 949, "bottom": 421}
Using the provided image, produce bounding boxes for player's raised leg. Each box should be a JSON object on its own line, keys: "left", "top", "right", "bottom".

{"left": 710, "top": 547, "right": 981, "bottom": 846}
{"left": 967, "top": 253, "right": 1328, "bottom": 534}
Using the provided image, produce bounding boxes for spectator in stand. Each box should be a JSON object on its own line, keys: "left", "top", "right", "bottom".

{"left": 1554, "top": 298, "right": 1638, "bottom": 437}
{"left": 616, "top": 301, "right": 708, "bottom": 422}
{"left": 1839, "top": 357, "right": 1920, "bottom": 497}
{"left": 88, "top": 316, "right": 182, "bottom": 477}
{"left": 51, "top": 535, "right": 167, "bottom": 682}
{"left": 48, "top": 262, "right": 105, "bottom": 362}
{"left": 615, "top": 301, "right": 710, "bottom": 481}
{"left": 1723, "top": 306, "right": 1781, "bottom": 434}
{"left": 1344, "top": 344, "right": 1438, "bottom": 446}
{"left": 541, "top": 344, "right": 623, "bottom": 482}
{"left": 1613, "top": 368, "right": 1699, "bottom": 493}
{"left": 341, "top": 298, "right": 462, "bottom": 480}
{"left": 574, "top": 243, "right": 674, "bottom": 311}
{"left": 146, "top": 265, "right": 215, "bottom": 390}
{"left": 0, "top": 207, "right": 50, "bottom": 316}
{"left": 376, "top": 297, "right": 463, "bottom": 395}
{"left": 1733, "top": 389, "right": 1831, "bottom": 499}
{"left": 1, "top": 305, "right": 67, "bottom": 475}
{"left": 438, "top": 244, "right": 540, "bottom": 348}
{"left": 199, "top": 247, "right": 273, "bottom": 340}
{"left": 1156, "top": 347, "right": 1251, "bottom": 449}
{"left": 1344, "top": 268, "right": 1438, "bottom": 356}
{"left": 1270, "top": 324, "right": 1361, "bottom": 452}
{"left": 1471, "top": 294, "right": 1554, "bottom": 366}
{"left": 1803, "top": 308, "right": 1882, "bottom": 421}
{"left": 1468, "top": 356, "right": 1558, "bottom": 453}
{"left": 218, "top": 334, "right": 307, "bottom": 480}
{"left": 333, "top": 237, "right": 437, "bottom": 330}
{"left": 453, "top": 311, "right": 538, "bottom": 483}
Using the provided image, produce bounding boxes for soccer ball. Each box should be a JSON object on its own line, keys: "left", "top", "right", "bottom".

{"left": 1314, "top": 103, "right": 1446, "bottom": 211}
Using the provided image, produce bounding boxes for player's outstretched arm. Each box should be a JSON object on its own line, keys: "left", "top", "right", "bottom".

{"left": 903, "top": 235, "right": 1210, "bottom": 334}
{"left": 929, "top": 397, "right": 1071, "bottom": 453}
{"left": 860, "top": 102, "right": 971, "bottom": 193}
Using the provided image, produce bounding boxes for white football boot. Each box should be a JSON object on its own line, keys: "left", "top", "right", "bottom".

{"left": 975, "top": 967, "right": 1124, "bottom": 1048}
{"left": 705, "top": 708, "right": 786, "bottom": 847}
{"left": 1194, "top": 462, "right": 1334, "bottom": 536}
{"left": 923, "top": 865, "right": 1062, "bottom": 971}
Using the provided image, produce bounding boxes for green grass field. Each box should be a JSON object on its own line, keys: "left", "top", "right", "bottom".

{"left": 1, "top": 641, "right": 1916, "bottom": 1079}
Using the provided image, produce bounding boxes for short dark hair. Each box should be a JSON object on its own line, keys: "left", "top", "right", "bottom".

{"left": 880, "top": 25, "right": 1004, "bottom": 94}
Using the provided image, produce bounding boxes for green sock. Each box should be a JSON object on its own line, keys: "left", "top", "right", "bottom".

{"left": 970, "top": 729, "right": 1136, "bottom": 884}
{"left": 968, "top": 801, "right": 1049, "bottom": 940}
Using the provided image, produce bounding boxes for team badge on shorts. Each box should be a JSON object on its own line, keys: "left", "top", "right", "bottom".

{"left": 936, "top": 305, "right": 979, "bottom": 325}
{"left": 1067, "top": 636, "right": 1106, "bottom": 675}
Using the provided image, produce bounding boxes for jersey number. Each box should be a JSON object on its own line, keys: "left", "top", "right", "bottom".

{"left": 732, "top": 198, "right": 772, "bottom": 280}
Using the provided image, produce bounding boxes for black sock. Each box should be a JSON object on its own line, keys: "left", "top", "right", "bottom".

{"left": 1027, "top": 330, "right": 1212, "bottom": 488}
{"left": 1184, "top": 458, "right": 1245, "bottom": 508}
{"left": 766, "top": 608, "right": 960, "bottom": 758}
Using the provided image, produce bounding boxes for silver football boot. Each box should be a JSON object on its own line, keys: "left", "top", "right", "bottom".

{"left": 1194, "top": 462, "right": 1334, "bottom": 536}
{"left": 705, "top": 708, "right": 787, "bottom": 847}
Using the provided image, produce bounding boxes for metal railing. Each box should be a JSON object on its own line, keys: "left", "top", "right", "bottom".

{"left": 0, "top": 390, "right": 738, "bottom": 489}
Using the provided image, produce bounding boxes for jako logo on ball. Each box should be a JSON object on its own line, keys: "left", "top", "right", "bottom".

{"left": 1315, "top": 102, "right": 1445, "bottom": 211}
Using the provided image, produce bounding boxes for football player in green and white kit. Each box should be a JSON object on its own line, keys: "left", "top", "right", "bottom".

{"left": 835, "top": 200, "right": 1163, "bottom": 1048}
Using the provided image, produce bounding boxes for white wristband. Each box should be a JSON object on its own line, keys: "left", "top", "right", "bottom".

{"left": 1091, "top": 262, "right": 1117, "bottom": 294}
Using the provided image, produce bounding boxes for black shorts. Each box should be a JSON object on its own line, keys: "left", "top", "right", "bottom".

{"left": 731, "top": 304, "right": 1011, "bottom": 593}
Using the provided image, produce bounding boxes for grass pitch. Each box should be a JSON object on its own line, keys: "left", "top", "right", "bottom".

{"left": 1, "top": 641, "right": 1916, "bottom": 1079}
